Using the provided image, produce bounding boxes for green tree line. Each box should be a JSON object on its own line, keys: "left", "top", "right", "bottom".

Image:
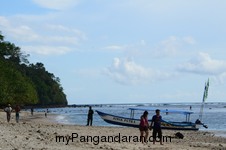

{"left": 0, "top": 32, "right": 67, "bottom": 106}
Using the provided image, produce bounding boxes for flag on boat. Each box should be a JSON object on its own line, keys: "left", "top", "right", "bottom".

{"left": 203, "top": 79, "right": 209, "bottom": 102}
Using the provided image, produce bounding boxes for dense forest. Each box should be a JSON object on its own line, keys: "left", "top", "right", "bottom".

{"left": 0, "top": 32, "right": 67, "bottom": 106}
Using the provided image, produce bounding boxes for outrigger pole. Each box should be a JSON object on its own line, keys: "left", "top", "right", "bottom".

{"left": 199, "top": 79, "right": 209, "bottom": 121}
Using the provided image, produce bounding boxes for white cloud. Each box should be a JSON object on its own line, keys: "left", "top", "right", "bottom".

{"left": 103, "top": 45, "right": 126, "bottom": 51}
{"left": 0, "top": 16, "right": 39, "bottom": 42}
{"left": 102, "top": 40, "right": 146, "bottom": 53}
{"left": 158, "top": 91, "right": 197, "bottom": 100}
{"left": 154, "top": 36, "right": 195, "bottom": 57}
{"left": 177, "top": 52, "right": 226, "bottom": 75}
{"left": 32, "top": 0, "right": 80, "bottom": 10}
{"left": 140, "top": 40, "right": 146, "bottom": 46}
{"left": 45, "top": 24, "right": 87, "bottom": 40}
{"left": 22, "top": 46, "right": 72, "bottom": 55}
{"left": 40, "top": 36, "right": 80, "bottom": 45}
{"left": 9, "top": 26, "right": 39, "bottom": 42}
{"left": 104, "top": 57, "right": 173, "bottom": 85}
{"left": 0, "top": 16, "right": 86, "bottom": 55}
{"left": 0, "top": 16, "right": 10, "bottom": 27}
{"left": 156, "top": 36, "right": 179, "bottom": 56}
{"left": 102, "top": 36, "right": 195, "bottom": 59}
{"left": 183, "top": 36, "right": 196, "bottom": 45}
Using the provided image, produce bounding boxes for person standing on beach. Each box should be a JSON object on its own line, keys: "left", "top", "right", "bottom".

{"left": 4, "top": 104, "right": 12, "bottom": 122}
{"left": 139, "top": 111, "right": 149, "bottom": 144}
{"left": 86, "top": 106, "right": 94, "bottom": 126}
{"left": 150, "top": 109, "right": 163, "bottom": 145}
{"left": 15, "top": 105, "right": 21, "bottom": 123}
{"left": 45, "top": 108, "right": 48, "bottom": 118}
{"left": 31, "top": 107, "right": 34, "bottom": 116}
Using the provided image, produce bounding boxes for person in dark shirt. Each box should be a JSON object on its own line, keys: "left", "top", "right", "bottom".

{"left": 86, "top": 106, "right": 94, "bottom": 126}
{"left": 31, "top": 107, "right": 34, "bottom": 116}
{"left": 150, "top": 109, "right": 163, "bottom": 145}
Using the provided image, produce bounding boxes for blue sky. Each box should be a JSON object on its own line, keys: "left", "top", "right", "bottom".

{"left": 1, "top": 0, "right": 226, "bottom": 104}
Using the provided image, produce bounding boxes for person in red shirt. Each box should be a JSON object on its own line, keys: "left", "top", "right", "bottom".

{"left": 139, "top": 111, "right": 149, "bottom": 143}
{"left": 15, "top": 105, "right": 21, "bottom": 123}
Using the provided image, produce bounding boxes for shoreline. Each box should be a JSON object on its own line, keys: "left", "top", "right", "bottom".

{"left": 47, "top": 111, "right": 226, "bottom": 133}
{"left": 1, "top": 111, "right": 226, "bottom": 149}
{"left": 207, "top": 130, "right": 226, "bottom": 138}
{"left": 6, "top": 110, "right": 226, "bottom": 135}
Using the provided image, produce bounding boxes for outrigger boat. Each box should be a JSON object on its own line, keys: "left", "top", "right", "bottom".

{"left": 96, "top": 79, "right": 210, "bottom": 131}
{"left": 96, "top": 108, "right": 200, "bottom": 131}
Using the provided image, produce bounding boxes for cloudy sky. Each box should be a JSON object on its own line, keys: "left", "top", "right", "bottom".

{"left": 1, "top": 0, "right": 226, "bottom": 104}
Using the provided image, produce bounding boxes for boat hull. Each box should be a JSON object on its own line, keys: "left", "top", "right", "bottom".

{"left": 96, "top": 110, "right": 199, "bottom": 131}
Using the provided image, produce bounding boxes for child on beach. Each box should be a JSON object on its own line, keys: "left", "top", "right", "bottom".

{"left": 139, "top": 111, "right": 149, "bottom": 143}
{"left": 4, "top": 104, "right": 12, "bottom": 122}
{"left": 150, "top": 109, "right": 163, "bottom": 145}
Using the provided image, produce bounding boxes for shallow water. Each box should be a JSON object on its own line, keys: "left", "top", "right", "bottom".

{"left": 35, "top": 102, "right": 226, "bottom": 131}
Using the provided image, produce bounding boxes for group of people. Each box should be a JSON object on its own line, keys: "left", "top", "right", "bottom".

{"left": 139, "top": 109, "right": 163, "bottom": 145}
{"left": 86, "top": 106, "right": 163, "bottom": 145}
{"left": 4, "top": 104, "right": 162, "bottom": 145}
{"left": 3, "top": 104, "right": 21, "bottom": 123}
{"left": 3, "top": 104, "right": 91, "bottom": 124}
{"left": 3, "top": 104, "right": 48, "bottom": 123}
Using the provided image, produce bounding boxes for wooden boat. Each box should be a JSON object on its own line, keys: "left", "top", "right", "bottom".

{"left": 96, "top": 107, "right": 200, "bottom": 131}
{"left": 97, "top": 79, "right": 210, "bottom": 131}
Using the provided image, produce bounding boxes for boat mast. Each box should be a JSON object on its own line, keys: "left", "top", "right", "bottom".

{"left": 199, "top": 79, "right": 209, "bottom": 121}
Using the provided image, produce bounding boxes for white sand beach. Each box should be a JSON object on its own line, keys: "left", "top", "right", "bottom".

{"left": 0, "top": 111, "right": 226, "bottom": 150}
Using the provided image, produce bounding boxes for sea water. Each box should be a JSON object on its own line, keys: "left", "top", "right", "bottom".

{"left": 35, "top": 102, "right": 226, "bottom": 131}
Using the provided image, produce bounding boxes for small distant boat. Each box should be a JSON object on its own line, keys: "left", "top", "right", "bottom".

{"left": 96, "top": 107, "right": 201, "bottom": 131}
